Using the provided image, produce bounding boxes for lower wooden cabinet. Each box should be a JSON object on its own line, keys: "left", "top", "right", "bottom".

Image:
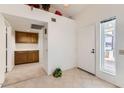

{"left": 15, "top": 50, "right": 39, "bottom": 65}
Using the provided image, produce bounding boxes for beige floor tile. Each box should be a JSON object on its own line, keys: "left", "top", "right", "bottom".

{"left": 2, "top": 63, "right": 117, "bottom": 88}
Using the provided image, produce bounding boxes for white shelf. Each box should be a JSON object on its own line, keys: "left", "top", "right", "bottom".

{"left": 15, "top": 49, "right": 39, "bottom": 51}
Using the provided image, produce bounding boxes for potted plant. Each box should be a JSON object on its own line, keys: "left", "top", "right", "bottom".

{"left": 42, "top": 4, "right": 50, "bottom": 11}
{"left": 53, "top": 68, "right": 62, "bottom": 78}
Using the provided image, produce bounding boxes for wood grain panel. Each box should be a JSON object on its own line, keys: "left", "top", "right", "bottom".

{"left": 15, "top": 51, "right": 28, "bottom": 65}
{"left": 15, "top": 50, "right": 39, "bottom": 65}
{"left": 15, "top": 31, "right": 38, "bottom": 43}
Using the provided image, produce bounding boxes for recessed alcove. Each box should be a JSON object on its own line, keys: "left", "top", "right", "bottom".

{"left": 3, "top": 14, "right": 48, "bottom": 74}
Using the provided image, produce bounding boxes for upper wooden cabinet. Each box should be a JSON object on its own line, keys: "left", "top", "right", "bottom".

{"left": 15, "top": 31, "right": 38, "bottom": 43}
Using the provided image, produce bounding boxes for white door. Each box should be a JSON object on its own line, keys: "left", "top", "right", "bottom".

{"left": 0, "top": 14, "right": 6, "bottom": 86}
{"left": 78, "top": 25, "right": 95, "bottom": 74}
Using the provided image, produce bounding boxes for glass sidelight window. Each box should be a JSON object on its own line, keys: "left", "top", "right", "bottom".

{"left": 100, "top": 17, "right": 116, "bottom": 75}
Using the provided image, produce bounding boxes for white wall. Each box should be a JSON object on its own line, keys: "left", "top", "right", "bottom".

{"left": 43, "top": 28, "right": 48, "bottom": 73}
{"left": 74, "top": 5, "right": 124, "bottom": 87}
{"left": 5, "top": 20, "right": 15, "bottom": 72}
{"left": 0, "top": 14, "right": 6, "bottom": 86}
{"left": 48, "top": 16, "right": 76, "bottom": 75}
{"left": 0, "top": 5, "right": 76, "bottom": 75}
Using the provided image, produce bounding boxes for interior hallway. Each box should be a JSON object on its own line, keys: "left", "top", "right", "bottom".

{"left": 2, "top": 63, "right": 117, "bottom": 88}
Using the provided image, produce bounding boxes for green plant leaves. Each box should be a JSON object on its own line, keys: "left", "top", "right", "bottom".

{"left": 53, "top": 68, "right": 62, "bottom": 78}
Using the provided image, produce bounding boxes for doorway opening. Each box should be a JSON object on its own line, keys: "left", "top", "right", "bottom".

{"left": 3, "top": 14, "right": 48, "bottom": 76}
{"left": 2, "top": 14, "right": 48, "bottom": 86}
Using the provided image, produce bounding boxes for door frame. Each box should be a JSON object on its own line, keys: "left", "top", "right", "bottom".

{"left": 95, "top": 21, "right": 117, "bottom": 86}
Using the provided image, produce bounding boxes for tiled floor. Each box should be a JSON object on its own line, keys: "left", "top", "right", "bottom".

{"left": 2, "top": 63, "right": 117, "bottom": 88}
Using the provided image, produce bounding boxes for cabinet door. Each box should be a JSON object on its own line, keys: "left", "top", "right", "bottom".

{"left": 27, "top": 51, "right": 34, "bottom": 63}
{"left": 16, "top": 31, "right": 38, "bottom": 43}
{"left": 16, "top": 32, "right": 27, "bottom": 43}
{"left": 27, "top": 51, "right": 39, "bottom": 63}
{"left": 33, "top": 51, "right": 39, "bottom": 62}
{"left": 15, "top": 51, "right": 28, "bottom": 65}
{"left": 31, "top": 33, "right": 38, "bottom": 43}
{"left": 35, "top": 33, "right": 38, "bottom": 43}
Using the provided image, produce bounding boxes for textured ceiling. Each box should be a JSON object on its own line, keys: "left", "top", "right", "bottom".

{"left": 50, "top": 4, "right": 88, "bottom": 18}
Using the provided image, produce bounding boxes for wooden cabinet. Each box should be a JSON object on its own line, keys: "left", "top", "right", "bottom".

{"left": 15, "top": 31, "right": 38, "bottom": 43}
{"left": 27, "top": 51, "right": 39, "bottom": 63}
{"left": 15, "top": 51, "right": 28, "bottom": 65}
{"left": 15, "top": 50, "right": 39, "bottom": 65}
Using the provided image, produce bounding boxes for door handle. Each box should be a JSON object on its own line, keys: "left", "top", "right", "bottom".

{"left": 91, "top": 49, "right": 95, "bottom": 53}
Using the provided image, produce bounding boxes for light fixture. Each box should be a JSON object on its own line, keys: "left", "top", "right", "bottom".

{"left": 64, "top": 4, "right": 69, "bottom": 7}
